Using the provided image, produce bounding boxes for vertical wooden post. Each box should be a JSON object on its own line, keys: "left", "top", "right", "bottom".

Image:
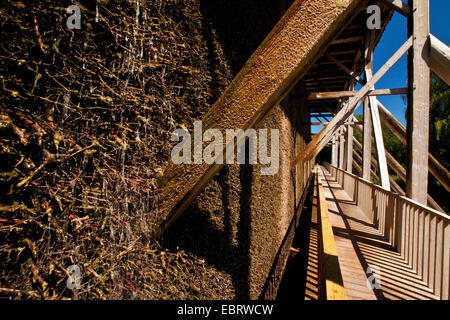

{"left": 362, "top": 33, "right": 374, "bottom": 181}
{"left": 345, "top": 123, "right": 353, "bottom": 173}
{"left": 406, "top": 0, "right": 430, "bottom": 205}
{"left": 339, "top": 128, "right": 345, "bottom": 170}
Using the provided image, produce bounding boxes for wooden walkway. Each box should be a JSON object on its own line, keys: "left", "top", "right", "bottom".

{"left": 317, "top": 168, "right": 440, "bottom": 300}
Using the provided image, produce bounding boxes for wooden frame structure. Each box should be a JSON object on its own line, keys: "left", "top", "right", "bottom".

{"left": 314, "top": 166, "right": 346, "bottom": 300}
{"left": 150, "top": 0, "right": 449, "bottom": 300}
{"left": 294, "top": 0, "right": 449, "bottom": 211}
{"left": 156, "top": 0, "right": 449, "bottom": 240}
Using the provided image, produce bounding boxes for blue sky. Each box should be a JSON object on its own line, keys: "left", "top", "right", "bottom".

{"left": 312, "top": 0, "right": 450, "bottom": 134}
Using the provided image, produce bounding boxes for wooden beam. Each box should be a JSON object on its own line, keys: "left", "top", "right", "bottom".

{"left": 430, "top": 33, "right": 450, "bottom": 85}
{"left": 406, "top": 0, "right": 430, "bottom": 205}
{"left": 330, "top": 36, "right": 363, "bottom": 45}
{"left": 326, "top": 53, "right": 366, "bottom": 85}
{"left": 370, "top": 96, "right": 391, "bottom": 189}
{"left": 311, "top": 121, "right": 356, "bottom": 126}
{"left": 353, "top": 138, "right": 381, "bottom": 184}
{"left": 339, "top": 127, "right": 345, "bottom": 170}
{"left": 156, "top": 0, "right": 369, "bottom": 237}
{"left": 382, "top": 0, "right": 411, "bottom": 17}
{"left": 377, "top": 100, "right": 450, "bottom": 192}
{"left": 307, "top": 88, "right": 407, "bottom": 100}
{"left": 363, "top": 31, "right": 375, "bottom": 181}
{"left": 352, "top": 158, "right": 362, "bottom": 175}
{"left": 290, "top": 36, "right": 413, "bottom": 168}
{"left": 316, "top": 168, "right": 346, "bottom": 300}
{"left": 345, "top": 123, "right": 353, "bottom": 173}
{"left": 353, "top": 125, "right": 444, "bottom": 212}
{"left": 331, "top": 135, "right": 338, "bottom": 167}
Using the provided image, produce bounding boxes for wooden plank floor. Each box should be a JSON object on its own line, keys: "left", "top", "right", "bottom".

{"left": 317, "top": 168, "right": 439, "bottom": 300}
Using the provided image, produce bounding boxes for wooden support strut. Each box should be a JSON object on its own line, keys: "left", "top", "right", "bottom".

{"left": 307, "top": 88, "right": 408, "bottom": 100}
{"left": 363, "top": 29, "right": 390, "bottom": 190}
{"left": 155, "top": 0, "right": 370, "bottom": 237}
{"left": 406, "top": 0, "right": 430, "bottom": 205}
{"left": 376, "top": 100, "right": 450, "bottom": 192}
{"left": 352, "top": 121, "right": 444, "bottom": 212}
{"left": 430, "top": 34, "right": 450, "bottom": 86}
{"left": 316, "top": 167, "right": 346, "bottom": 300}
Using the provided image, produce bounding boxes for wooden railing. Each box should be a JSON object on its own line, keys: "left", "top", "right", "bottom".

{"left": 323, "top": 162, "right": 450, "bottom": 299}
{"left": 314, "top": 166, "right": 346, "bottom": 300}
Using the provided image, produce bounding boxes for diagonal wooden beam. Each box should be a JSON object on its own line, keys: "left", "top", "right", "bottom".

{"left": 377, "top": 100, "right": 450, "bottom": 192}
{"left": 352, "top": 123, "right": 444, "bottom": 212}
{"left": 362, "top": 31, "right": 375, "bottom": 181}
{"left": 291, "top": 36, "right": 413, "bottom": 167}
{"left": 155, "top": 0, "right": 369, "bottom": 237}
{"left": 307, "top": 88, "right": 407, "bottom": 100}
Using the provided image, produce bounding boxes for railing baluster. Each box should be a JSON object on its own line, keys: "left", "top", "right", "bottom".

{"left": 418, "top": 210, "right": 424, "bottom": 279}
{"left": 435, "top": 218, "right": 443, "bottom": 297}
{"left": 423, "top": 212, "right": 430, "bottom": 285}
{"left": 442, "top": 221, "right": 450, "bottom": 299}
{"left": 429, "top": 215, "right": 437, "bottom": 291}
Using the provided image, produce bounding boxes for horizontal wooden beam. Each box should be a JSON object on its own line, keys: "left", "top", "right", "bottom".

{"left": 430, "top": 33, "right": 450, "bottom": 85}
{"left": 307, "top": 88, "right": 407, "bottom": 100}
{"left": 330, "top": 36, "right": 363, "bottom": 45}
{"left": 155, "top": 0, "right": 369, "bottom": 237}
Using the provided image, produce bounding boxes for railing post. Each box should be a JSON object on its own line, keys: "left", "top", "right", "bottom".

{"left": 441, "top": 221, "right": 450, "bottom": 299}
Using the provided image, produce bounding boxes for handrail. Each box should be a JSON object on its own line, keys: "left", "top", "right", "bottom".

{"left": 326, "top": 162, "right": 449, "bottom": 219}
{"left": 323, "top": 162, "right": 450, "bottom": 300}
{"left": 315, "top": 166, "right": 346, "bottom": 300}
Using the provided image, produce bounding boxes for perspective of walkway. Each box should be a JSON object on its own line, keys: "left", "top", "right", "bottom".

{"left": 309, "top": 165, "right": 448, "bottom": 300}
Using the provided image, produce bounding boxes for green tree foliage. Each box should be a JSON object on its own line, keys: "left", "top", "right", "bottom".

{"left": 429, "top": 72, "right": 450, "bottom": 169}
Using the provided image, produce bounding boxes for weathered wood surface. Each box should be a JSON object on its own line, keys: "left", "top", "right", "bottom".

{"left": 155, "top": 0, "right": 369, "bottom": 236}
{"left": 377, "top": 100, "right": 450, "bottom": 192}
{"left": 318, "top": 167, "right": 441, "bottom": 300}
{"left": 291, "top": 36, "right": 413, "bottom": 167}
{"left": 364, "top": 30, "right": 390, "bottom": 190}
{"left": 316, "top": 168, "right": 346, "bottom": 300}
{"left": 307, "top": 88, "right": 407, "bottom": 100}
{"left": 406, "top": 0, "right": 430, "bottom": 205}
{"left": 352, "top": 123, "right": 444, "bottom": 212}
{"left": 382, "top": 0, "right": 411, "bottom": 16}
{"left": 430, "top": 33, "right": 450, "bottom": 86}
